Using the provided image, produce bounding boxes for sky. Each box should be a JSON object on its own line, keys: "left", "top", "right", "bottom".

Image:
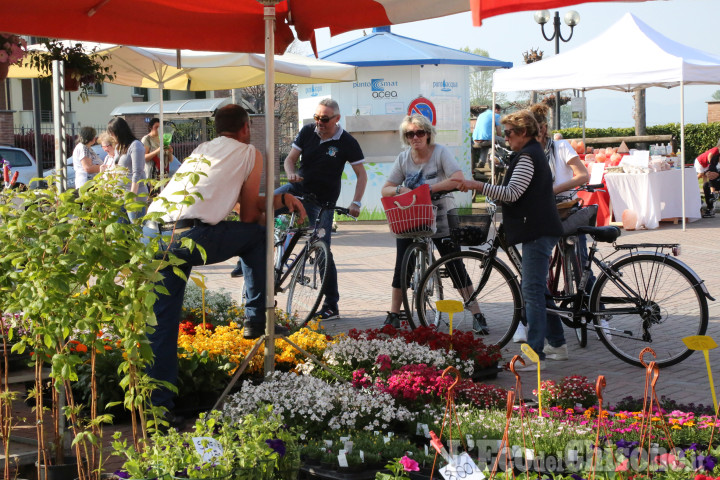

{"left": 296, "top": 0, "right": 719, "bottom": 129}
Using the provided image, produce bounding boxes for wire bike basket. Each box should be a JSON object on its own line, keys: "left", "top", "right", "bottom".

{"left": 385, "top": 204, "right": 437, "bottom": 238}
{"left": 447, "top": 207, "right": 492, "bottom": 246}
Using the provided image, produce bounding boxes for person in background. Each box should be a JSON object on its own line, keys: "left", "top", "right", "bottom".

{"left": 107, "top": 117, "right": 148, "bottom": 222}
{"left": 73, "top": 126, "right": 103, "bottom": 188}
{"left": 97, "top": 132, "right": 117, "bottom": 170}
{"left": 519, "top": 103, "right": 591, "bottom": 357}
{"left": 233, "top": 99, "right": 367, "bottom": 322}
{"left": 142, "top": 118, "right": 174, "bottom": 181}
{"left": 695, "top": 139, "right": 720, "bottom": 218}
{"left": 472, "top": 104, "right": 504, "bottom": 146}
{"left": 458, "top": 110, "right": 563, "bottom": 372}
{"left": 144, "top": 104, "right": 305, "bottom": 423}
{"left": 380, "top": 115, "right": 481, "bottom": 329}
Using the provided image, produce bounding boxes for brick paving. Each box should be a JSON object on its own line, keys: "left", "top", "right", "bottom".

{"left": 197, "top": 215, "right": 720, "bottom": 408}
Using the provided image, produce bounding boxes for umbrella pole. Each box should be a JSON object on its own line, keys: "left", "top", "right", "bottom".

{"left": 263, "top": 1, "right": 279, "bottom": 375}
{"left": 159, "top": 81, "right": 165, "bottom": 178}
{"left": 680, "top": 82, "right": 686, "bottom": 231}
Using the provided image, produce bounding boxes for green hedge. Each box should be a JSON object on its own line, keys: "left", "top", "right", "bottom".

{"left": 556, "top": 122, "right": 720, "bottom": 162}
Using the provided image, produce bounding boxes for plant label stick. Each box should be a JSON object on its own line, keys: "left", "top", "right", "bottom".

{"left": 520, "top": 344, "right": 542, "bottom": 416}
{"left": 682, "top": 335, "right": 718, "bottom": 413}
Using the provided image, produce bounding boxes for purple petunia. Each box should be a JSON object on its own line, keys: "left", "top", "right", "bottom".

{"left": 266, "top": 438, "right": 286, "bottom": 457}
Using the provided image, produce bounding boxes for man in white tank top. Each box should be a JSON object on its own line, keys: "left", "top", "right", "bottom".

{"left": 144, "top": 105, "right": 305, "bottom": 418}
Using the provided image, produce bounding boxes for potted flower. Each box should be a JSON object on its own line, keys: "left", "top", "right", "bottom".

{"left": 0, "top": 33, "right": 28, "bottom": 80}
{"left": 23, "top": 40, "right": 115, "bottom": 102}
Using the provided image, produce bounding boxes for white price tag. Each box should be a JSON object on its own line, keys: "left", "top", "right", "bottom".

{"left": 439, "top": 452, "right": 484, "bottom": 480}
{"left": 422, "top": 424, "right": 430, "bottom": 438}
{"left": 192, "top": 437, "right": 224, "bottom": 462}
{"left": 337, "top": 451, "right": 348, "bottom": 468}
{"left": 359, "top": 450, "right": 365, "bottom": 462}
{"left": 344, "top": 441, "right": 354, "bottom": 454}
{"left": 324, "top": 439, "right": 333, "bottom": 447}
{"left": 383, "top": 436, "right": 391, "bottom": 444}
{"left": 340, "top": 436, "right": 350, "bottom": 443}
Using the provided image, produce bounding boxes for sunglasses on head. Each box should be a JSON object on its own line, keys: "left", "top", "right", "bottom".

{"left": 404, "top": 130, "right": 427, "bottom": 139}
{"left": 313, "top": 114, "right": 337, "bottom": 123}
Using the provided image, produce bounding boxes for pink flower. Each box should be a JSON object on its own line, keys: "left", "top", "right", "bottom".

{"left": 616, "top": 459, "right": 629, "bottom": 472}
{"left": 399, "top": 456, "right": 420, "bottom": 472}
{"left": 376, "top": 354, "right": 392, "bottom": 372}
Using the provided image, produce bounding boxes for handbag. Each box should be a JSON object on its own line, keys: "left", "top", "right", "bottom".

{"left": 381, "top": 184, "right": 436, "bottom": 236}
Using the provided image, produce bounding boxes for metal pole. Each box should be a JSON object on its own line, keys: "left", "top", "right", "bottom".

{"left": 263, "top": 2, "right": 278, "bottom": 374}
{"left": 680, "top": 82, "right": 686, "bottom": 231}
{"left": 553, "top": 11, "right": 561, "bottom": 131}
{"left": 51, "top": 60, "right": 66, "bottom": 192}
{"left": 159, "top": 81, "right": 165, "bottom": 178}
{"left": 30, "top": 37, "right": 43, "bottom": 181}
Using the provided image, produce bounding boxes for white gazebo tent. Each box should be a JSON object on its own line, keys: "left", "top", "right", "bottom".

{"left": 492, "top": 12, "right": 720, "bottom": 230}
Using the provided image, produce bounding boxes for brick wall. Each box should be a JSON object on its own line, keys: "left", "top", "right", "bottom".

{"left": 0, "top": 110, "right": 15, "bottom": 146}
{"left": 708, "top": 101, "right": 720, "bottom": 124}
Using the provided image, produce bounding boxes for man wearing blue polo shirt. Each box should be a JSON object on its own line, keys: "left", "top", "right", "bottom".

{"left": 232, "top": 98, "right": 367, "bottom": 320}
{"left": 472, "top": 104, "right": 503, "bottom": 145}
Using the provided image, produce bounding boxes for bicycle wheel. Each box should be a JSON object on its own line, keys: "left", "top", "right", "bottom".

{"left": 286, "top": 240, "right": 330, "bottom": 326}
{"left": 400, "top": 242, "right": 432, "bottom": 329}
{"left": 415, "top": 250, "right": 523, "bottom": 348}
{"left": 563, "top": 244, "right": 586, "bottom": 347}
{"left": 590, "top": 253, "right": 708, "bottom": 368}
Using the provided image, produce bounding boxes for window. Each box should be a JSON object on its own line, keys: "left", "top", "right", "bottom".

{"left": 85, "top": 81, "right": 105, "bottom": 96}
{"left": 132, "top": 87, "right": 149, "bottom": 102}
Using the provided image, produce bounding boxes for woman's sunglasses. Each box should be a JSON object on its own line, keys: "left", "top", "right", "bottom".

{"left": 404, "top": 130, "right": 427, "bottom": 139}
{"left": 313, "top": 114, "right": 337, "bottom": 123}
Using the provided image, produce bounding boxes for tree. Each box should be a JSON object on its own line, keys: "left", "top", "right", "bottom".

{"left": 712, "top": 90, "right": 720, "bottom": 101}
{"left": 462, "top": 47, "right": 507, "bottom": 107}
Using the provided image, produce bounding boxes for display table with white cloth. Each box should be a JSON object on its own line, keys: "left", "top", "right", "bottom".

{"left": 604, "top": 168, "right": 701, "bottom": 229}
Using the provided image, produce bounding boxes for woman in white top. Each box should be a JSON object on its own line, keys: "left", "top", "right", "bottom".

{"left": 107, "top": 117, "right": 148, "bottom": 222}
{"left": 530, "top": 103, "right": 589, "bottom": 198}
{"left": 72, "top": 127, "right": 102, "bottom": 188}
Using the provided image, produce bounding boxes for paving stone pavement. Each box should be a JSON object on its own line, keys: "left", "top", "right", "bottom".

{"left": 196, "top": 215, "right": 720, "bottom": 408}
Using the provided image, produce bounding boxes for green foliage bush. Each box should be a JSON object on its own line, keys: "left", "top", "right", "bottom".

{"left": 557, "top": 122, "right": 720, "bottom": 162}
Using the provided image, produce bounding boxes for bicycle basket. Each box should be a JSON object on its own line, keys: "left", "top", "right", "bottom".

{"left": 385, "top": 204, "right": 437, "bottom": 238}
{"left": 447, "top": 207, "right": 492, "bottom": 246}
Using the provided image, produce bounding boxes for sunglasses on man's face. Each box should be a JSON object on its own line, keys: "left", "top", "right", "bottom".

{"left": 404, "top": 130, "right": 427, "bottom": 139}
{"left": 313, "top": 114, "right": 337, "bottom": 123}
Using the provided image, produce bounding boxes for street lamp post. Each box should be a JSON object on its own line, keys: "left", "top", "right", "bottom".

{"left": 534, "top": 9, "right": 580, "bottom": 130}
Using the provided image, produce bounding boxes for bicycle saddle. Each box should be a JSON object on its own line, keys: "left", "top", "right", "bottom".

{"left": 576, "top": 225, "right": 621, "bottom": 243}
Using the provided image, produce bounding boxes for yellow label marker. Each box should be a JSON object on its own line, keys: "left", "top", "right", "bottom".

{"left": 682, "top": 335, "right": 718, "bottom": 413}
{"left": 520, "top": 344, "right": 542, "bottom": 416}
{"left": 435, "top": 300, "right": 463, "bottom": 337}
{"left": 190, "top": 273, "right": 208, "bottom": 324}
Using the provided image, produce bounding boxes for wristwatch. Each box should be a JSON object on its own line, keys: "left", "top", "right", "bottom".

{"left": 351, "top": 201, "right": 362, "bottom": 207}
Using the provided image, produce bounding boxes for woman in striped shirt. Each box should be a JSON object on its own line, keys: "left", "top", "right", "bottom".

{"left": 458, "top": 110, "right": 563, "bottom": 372}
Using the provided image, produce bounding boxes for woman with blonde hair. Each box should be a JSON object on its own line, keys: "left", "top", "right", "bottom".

{"left": 380, "top": 114, "right": 485, "bottom": 330}
{"left": 458, "top": 110, "right": 563, "bottom": 371}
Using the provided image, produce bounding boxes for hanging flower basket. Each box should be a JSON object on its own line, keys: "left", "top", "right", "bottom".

{"left": 64, "top": 67, "right": 80, "bottom": 92}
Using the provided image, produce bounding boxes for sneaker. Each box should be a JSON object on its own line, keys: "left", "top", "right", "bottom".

{"left": 473, "top": 313, "right": 489, "bottom": 335}
{"left": 512, "top": 324, "right": 527, "bottom": 343}
{"left": 516, "top": 354, "right": 546, "bottom": 372}
{"left": 317, "top": 306, "right": 340, "bottom": 320}
{"left": 243, "top": 323, "right": 289, "bottom": 339}
{"left": 230, "top": 264, "right": 244, "bottom": 278}
{"left": 702, "top": 209, "right": 715, "bottom": 218}
{"left": 544, "top": 343, "right": 568, "bottom": 361}
{"left": 384, "top": 311, "right": 402, "bottom": 328}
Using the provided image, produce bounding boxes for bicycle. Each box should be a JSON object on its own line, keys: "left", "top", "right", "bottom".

{"left": 415, "top": 197, "right": 713, "bottom": 368}
{"left": 385, "top": 190, "right": 455, "bottom": 327}
{"left": 273, "top": 194, "right": 355, "bottom": 326}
